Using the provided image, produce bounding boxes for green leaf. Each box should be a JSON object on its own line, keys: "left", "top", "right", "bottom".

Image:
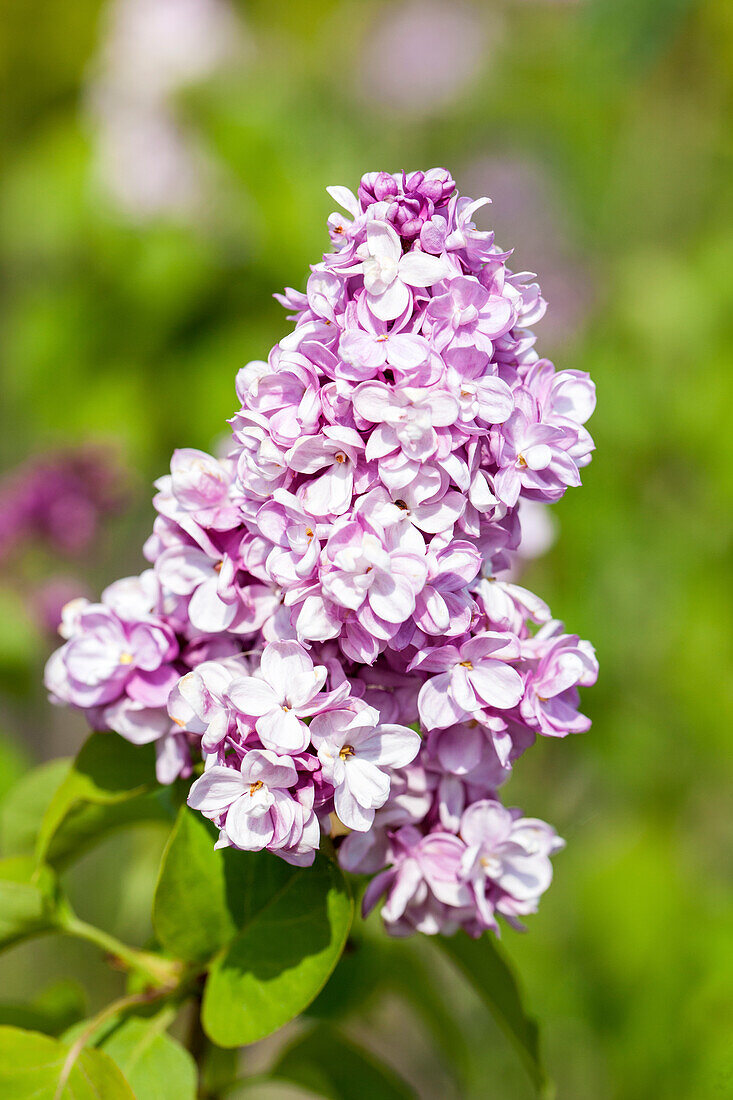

{"left": 202, "top": 853, "right": 353, "bottom": 1047}
{"left": 156, "top": 805, "right": 355, "bottom": 970}
{"left": 35, "top": 733, "right": 173, "bottom": 868}
{"left": 0, "top": 1025, "right": 135, "bottom": 1098}
{"left": 100, "top": 1017, "right": 197, "bottom": 1100}
{"left": 153, "top": 806, "right": 240, "bottom": 962}
{"left": 437, "top": 932, "right": 553, "bottom": 1098}
{"left": 1, "top": 759, "right": 71, "bottom": 857}
{"left": 275, "top": 1024, "right": 416, "bottom": 1100}
{"left": 0, "top": 857, "right": 60, "bottom": 953}
{"left": 0, "top": 981, "right": 87, "bottom": 1036}
{"left": 47, "top": 788, "right": 175, "bottom": 869}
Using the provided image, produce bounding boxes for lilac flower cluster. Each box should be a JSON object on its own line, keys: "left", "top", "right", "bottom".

{"left": 45, "top": 170, "right": 597, "bottom": 938}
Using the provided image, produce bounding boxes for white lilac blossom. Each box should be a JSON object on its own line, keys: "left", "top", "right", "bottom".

{"left": 45, "top": 169, "right": 598, "bottom": 938}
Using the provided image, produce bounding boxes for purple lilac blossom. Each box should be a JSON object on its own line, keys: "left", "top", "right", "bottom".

{"left": 45, "top": 170, "right": 597, "bottom": 938}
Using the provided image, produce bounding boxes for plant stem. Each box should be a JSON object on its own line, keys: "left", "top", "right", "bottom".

{"left": 58, "top": 909, "right": 183, "bottom": 988}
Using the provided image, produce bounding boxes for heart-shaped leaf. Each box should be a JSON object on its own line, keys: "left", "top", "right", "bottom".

{"left": 202, "top": 852, "right": 352, "bottom": 1047}
{"left": 0, "top": 1025, "right": 134, "bottom": 1098}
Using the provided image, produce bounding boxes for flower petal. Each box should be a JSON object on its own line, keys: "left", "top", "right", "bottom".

{"left": 257, "top": 706, "right": 310, "bottom": 753}
{"left": 188, "top": 766, "right": 244, "bottom": 813}
{"left": 398, "top": 250, "right": 448, "bottom": 288}
{"left": 228, "top": 676, "right": 279, "bottom": 716}
{"left": 225, "top": 797, "right": 274, "bottom": 850}
{"left": 368, "top": 279, "right": 411, "bottom": 321}
{"left": 468, "top": 661, "right": 524, "bottom": 710}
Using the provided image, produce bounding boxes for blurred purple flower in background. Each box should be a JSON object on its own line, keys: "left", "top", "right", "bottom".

{"left": 359, "top": 1, "right": 491, "bottom": 117}
{"left": 86, "top": 0, "right": 249, "bottom": 219}
{"left": 0, "top": 446, "right": 128, "bottom": 633}
{"left": 0, "top": 447, "right": 126, "bottom": 563}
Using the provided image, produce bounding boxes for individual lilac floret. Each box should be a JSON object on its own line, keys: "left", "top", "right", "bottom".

{"left": 45, "top": 600, "right": 176, "bottom": 709}
{"left": 310, "top": 704, "right": 421, "bottom": 831}
{"left": 344, "top": 221, "right": 450, "bottom": 321}
{"left": 458, "top": 801, "right": 565, "bottom": 931}
{"left": 360, "top": 826, "right": 472, "bottom": 937}
{"left": 414, "top": 633, "right": 525, "bottom": 730}
{"left": 44, "top": 572, "right": 194, "bottom": 784}
{"left": 188, "top": 749, "right": 320, "bottom": 867}
{"left": 167, "top": 656, "right": 245, "bottom": 752}
{"left": 519, "top": 622, "right": 598, "bottom": 736}
{"left": 156, "top": 447, "right": 241, "bottom": 531}
{"left": 227, "top": 640, "right": 349, "bottom": 753}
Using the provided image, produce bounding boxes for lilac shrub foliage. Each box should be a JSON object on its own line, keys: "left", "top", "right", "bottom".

{"left": 46, "top": 169, "right": 597, "bottom": 939}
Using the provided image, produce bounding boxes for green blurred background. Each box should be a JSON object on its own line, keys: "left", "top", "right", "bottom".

{"left": 1, "top": 1, "right": 732, "bottom": 1097}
